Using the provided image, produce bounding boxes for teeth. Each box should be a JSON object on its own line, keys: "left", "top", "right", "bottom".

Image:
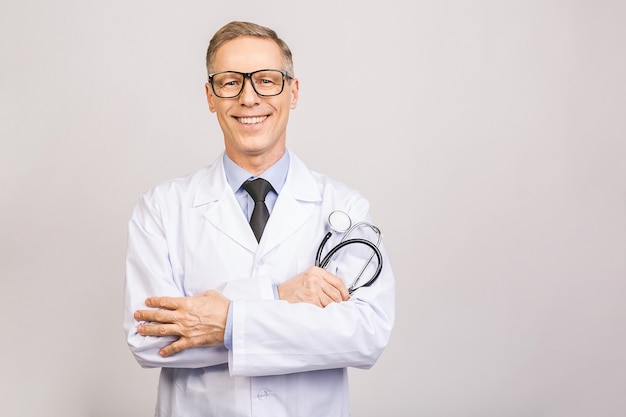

{"left": 238, "top": 116, "right": 267, "bottom": 124}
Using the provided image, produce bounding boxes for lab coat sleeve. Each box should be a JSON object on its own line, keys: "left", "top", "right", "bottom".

{"left": 124, "top": 195, "right": 230, "bottom": 369}
{"left": 229, "top": 249, "right": 395, "bottom": 377}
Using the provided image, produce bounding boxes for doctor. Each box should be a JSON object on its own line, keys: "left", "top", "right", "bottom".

{"left": 124, "top": 21, "right": 395, "bottom": 417}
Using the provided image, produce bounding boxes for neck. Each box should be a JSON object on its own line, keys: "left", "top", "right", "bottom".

{"left": 226, "top": 147, "right": 286, "bottom": 176}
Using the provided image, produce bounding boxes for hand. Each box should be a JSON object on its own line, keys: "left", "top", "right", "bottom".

{"left": 134, "top": 290, "right": 230, "bottom": 357}
{"left": 277, "top": 266, "right": 350, "bottom": 308}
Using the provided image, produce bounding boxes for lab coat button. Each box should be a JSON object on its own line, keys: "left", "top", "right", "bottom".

{"left": 257, "top": 390, "right": 268, "bottom": 400}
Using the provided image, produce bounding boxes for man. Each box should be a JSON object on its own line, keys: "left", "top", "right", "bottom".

{"left": 124, "top": 21, "right": 395, "bottom": 417}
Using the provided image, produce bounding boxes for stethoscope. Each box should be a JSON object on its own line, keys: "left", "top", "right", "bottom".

{"left": 315, "top": 211, "right": 383, "bottom": 294}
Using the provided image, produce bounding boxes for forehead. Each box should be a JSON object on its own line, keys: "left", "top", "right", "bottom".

{"left": 213, "top": 36, "right": 284, "bottom": 72}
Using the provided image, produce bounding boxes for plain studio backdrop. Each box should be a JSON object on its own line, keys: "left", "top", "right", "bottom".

{"left": 1, "top": 1, "right": 624, "bottom": 416}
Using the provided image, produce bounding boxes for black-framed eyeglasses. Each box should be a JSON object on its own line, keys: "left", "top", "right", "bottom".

{"left": 208, "top": 69, "right": 293, "bottom": 98}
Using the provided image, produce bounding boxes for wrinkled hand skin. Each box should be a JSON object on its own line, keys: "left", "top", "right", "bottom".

{"left": 134, "top": 290, "right": 230, "bottom": 357}
{"left": 278, "top": 266, "right": 349, "bottom": 308}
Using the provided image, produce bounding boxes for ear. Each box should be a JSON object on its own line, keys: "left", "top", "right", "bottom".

{"left": 289, "top": 78, "right": 299, "bottom": 109}
{"left": 205, "top": 83, "right": 216, "bottom": 112}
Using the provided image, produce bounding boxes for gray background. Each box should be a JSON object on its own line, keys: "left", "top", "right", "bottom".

{"left": 1, "top": 1, "right": 625, "bottom": 416}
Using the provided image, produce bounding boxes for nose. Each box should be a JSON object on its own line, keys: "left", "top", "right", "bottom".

{"left": 238, "top": 75, "right": 261, "bottom": 105}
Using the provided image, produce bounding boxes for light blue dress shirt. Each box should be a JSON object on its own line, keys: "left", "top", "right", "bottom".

{"left": 222, "top": 151, "right": 290, "bottom": 349}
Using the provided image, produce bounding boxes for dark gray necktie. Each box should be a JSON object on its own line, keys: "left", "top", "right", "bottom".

{"left": 242, "top": 178, "right": 273, "bottom": 242}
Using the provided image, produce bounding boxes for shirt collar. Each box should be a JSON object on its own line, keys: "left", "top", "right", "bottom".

{"left": 223, "top": 150, "right": 290, "bottom": 193}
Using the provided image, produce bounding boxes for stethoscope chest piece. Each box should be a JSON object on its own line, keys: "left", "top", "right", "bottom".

{"left": 328, "top": 210, "right": 352, "bottom": 233}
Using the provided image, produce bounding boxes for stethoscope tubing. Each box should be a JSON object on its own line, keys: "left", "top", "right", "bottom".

{"left": 315, "top": 233, "right": 383, "bottom": 294}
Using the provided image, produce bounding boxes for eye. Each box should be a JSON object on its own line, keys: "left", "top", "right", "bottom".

{"left": 213, "top": 73, "right": 243, "bottom": 89}
{"left": 253, "top": 71, "right": 282, "bottom": 89}
{"left": 221, "top": 79, "right": 241, "bottom": 88}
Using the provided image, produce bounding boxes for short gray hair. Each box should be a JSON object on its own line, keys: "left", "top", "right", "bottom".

{"left": 205, "top": 21, "right": 294, "bottom": 76}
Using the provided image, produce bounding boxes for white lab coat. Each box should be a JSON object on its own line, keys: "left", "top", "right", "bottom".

{"left": 124, "top": 151, "right": 395, "bottom": 417}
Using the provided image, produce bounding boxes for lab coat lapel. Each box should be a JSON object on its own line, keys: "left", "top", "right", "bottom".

{"left": 259, "top": 153, "right": 322, "bottom": 257}
{"left": 194, "top": 157, "right": 258, "bottom": 253}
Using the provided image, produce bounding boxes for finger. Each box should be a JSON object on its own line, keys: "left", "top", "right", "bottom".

{"left": 159, "top": 338, "right": 189, "bottom": 357}
{"left": 134, "top": 308, "right": 177, "bottom": 323}
{"left": 304, "top": 268, "right": 347, "bottom": 303}
{"left": 331, "top": 278, "right": 350, "bottom": 300}
{"left": 319, "top": 280, "right": 343, "bottom": 303}
{"left": 137, "top": 322, "right": 181, "bottom": 337}
{"left": 145, "top": 296, "right": 182, "bottom": 310}
{"left": 318, "top": 271, "right": 350, "bottom": 301}
{"left": 318, "top": 291, "right": 336, "bottom": 308}
{"left": 337, "top": 283, "right": 350, "bottom": 301}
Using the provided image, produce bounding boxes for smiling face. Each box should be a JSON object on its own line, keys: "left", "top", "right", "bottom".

{"left": 206, "top": 36, "right": 299, "bottom": 173}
